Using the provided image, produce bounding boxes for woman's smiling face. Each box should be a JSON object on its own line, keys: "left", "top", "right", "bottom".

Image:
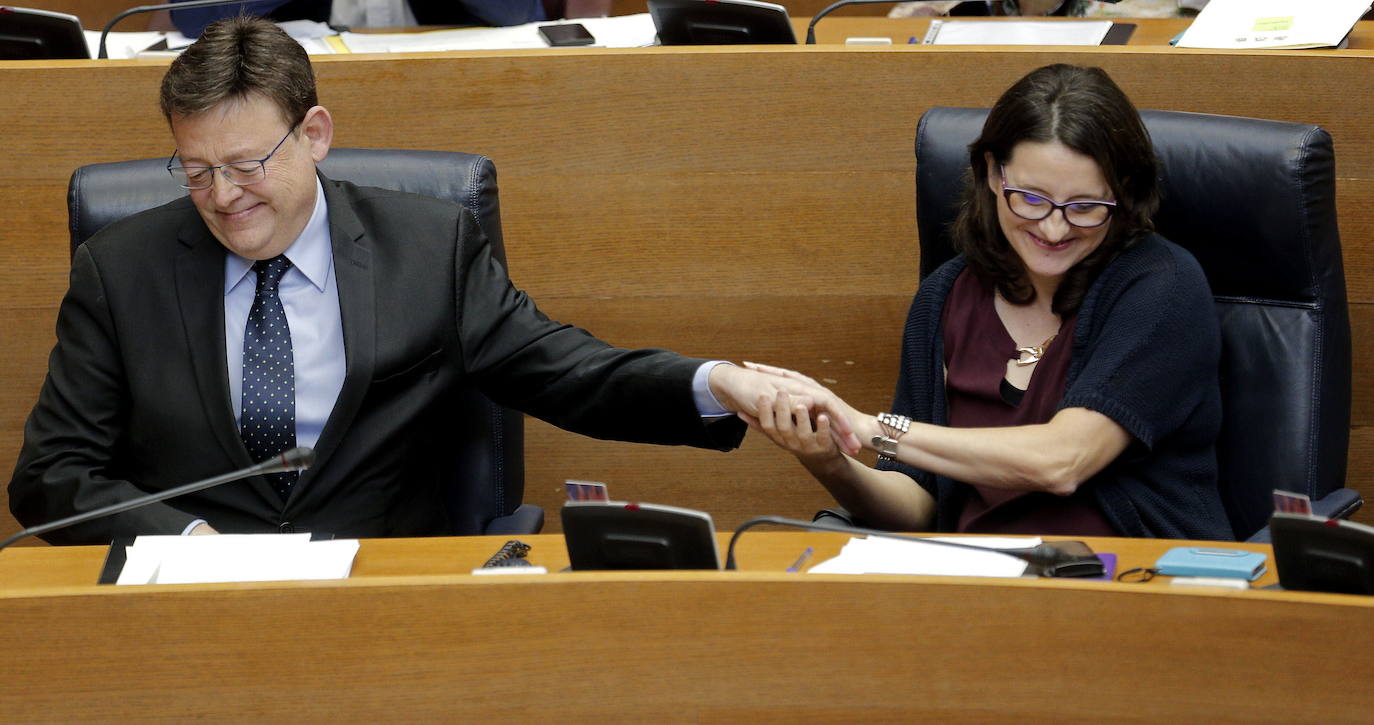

{"left": 987, "top": 140, "right": 1115, "bottom": 295}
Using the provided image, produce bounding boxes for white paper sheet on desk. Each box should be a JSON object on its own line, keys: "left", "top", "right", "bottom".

{"left": 338, "top": 14, "right": 657, "bottom": 53}
{"left": 807, "top": 535, "right": 1040, "bottom": 577}
{"left": 1175, "top": 0, "right": 1371, "bottom": 49}
{"left": 82, "top": 30, "right": 164, "bottom": 59}
{"left": 922, "top": 20, "right": 1114, "bottom": 46}
{"left": 85, "top": 25, "right": 336, "bottom": 59}
{"left": 116, "top": 534, "right": 359, "bottom": 585}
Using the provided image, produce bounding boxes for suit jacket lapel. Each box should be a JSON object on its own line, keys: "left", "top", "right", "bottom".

{"left": 308, "top": 176, "right": 375, "bottom": 471}
{"left": 173, "top": 218, "right": 281, "bottom": 506}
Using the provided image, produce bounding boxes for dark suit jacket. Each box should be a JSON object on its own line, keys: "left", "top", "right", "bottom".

{"left": 10, "top": 175, "right": 744, "bottom": 543}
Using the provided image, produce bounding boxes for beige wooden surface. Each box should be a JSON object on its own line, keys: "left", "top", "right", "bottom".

{"left": 802, "top": 15, "right": 1371, "bottom": 46}
{"left": 4, "top": 27, "right": 1374, "bottom": 543}
{"left": 2, "top": 534, "right": 1371, "bottom": 723}
{"left": 0, "top": 530, "right": 1276, "bottom": 586}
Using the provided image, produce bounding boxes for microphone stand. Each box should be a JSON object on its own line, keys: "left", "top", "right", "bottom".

{"left": 805, "top": 1, "right": 943, "bottom": 44}
{"left": 98, "top": 0, "right": 274, "bottom": 59}
{"left": 803, "top": 0, "right": 1124, "bottom": 44}
{"left": 724, "top": 515, "right": 1095, "bottom": 575}
{"left": 0, "top": 447, "right": 313, "bottom": 551}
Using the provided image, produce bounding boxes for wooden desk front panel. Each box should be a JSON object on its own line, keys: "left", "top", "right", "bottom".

{"left": 0, "top": 535, "right": 1369, "bottom": 723}
{"left": 5, "top": 42, "right": 1374, "bottom": 540}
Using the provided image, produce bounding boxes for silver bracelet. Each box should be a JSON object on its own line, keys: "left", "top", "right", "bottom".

{"left": 872, "top": 412, "right": 911, "bottom": 464}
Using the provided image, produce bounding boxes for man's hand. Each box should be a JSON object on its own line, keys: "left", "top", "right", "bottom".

{"left": 188, "top": 523, "right": 219, "bottom": 535}
{"left": 708, "top": 362, "right": 863, "bottom": 455}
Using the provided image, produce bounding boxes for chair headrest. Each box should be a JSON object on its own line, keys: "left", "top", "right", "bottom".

{"left": 68, "top": 148, "right": 504, "bottom": 262}
{"left": 914, "top": 107, "right": 1343, "bottom": 305}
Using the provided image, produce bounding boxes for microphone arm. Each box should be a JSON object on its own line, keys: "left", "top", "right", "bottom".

{"left": 805, "top": 1, "right": 925, "bottom": 45}
{"left": 0, "top": 447, "right": 314, "bottom": 551}
{"left": 724, "top": 514, "right": 1070, "bottom": 571}
{"left": 803, "top": 0, "right": 1126, "bottom": 44}
{"left": 98, "top": 0, "right": 269, "bottom": 59}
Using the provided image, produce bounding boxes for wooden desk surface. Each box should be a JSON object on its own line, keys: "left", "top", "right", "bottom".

{"left": 0, "top": 531, "right": 1275, "bottom": 588}
{"left": 2, "top": 534, "right": 1371, "bottom": 722}
{"left": 801, "top": 16, "right": 1374, "bottom": 48}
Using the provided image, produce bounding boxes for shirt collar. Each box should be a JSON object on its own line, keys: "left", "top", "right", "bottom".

{"left": 224, "top": 177, "right": 332, "bottom": 294}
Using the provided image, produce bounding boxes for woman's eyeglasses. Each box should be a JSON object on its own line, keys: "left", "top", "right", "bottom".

{"left": 1000, "top": 166, "right": 1116, "bottom": 229}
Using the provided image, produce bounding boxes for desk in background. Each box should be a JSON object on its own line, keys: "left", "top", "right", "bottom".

{"left": 1, "top": 533, "right": 1369, "bottom": 722}
{"left": 5, "top": 25, "right": 1374, "bottom": 542}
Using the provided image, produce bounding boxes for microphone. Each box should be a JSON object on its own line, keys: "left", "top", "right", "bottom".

{"left": 0, "top": 447, "right": 315, "bottom": 551}
{"left": 724, "top": 514, "right": 1103, "bottom": 576}
{"left": 97, "top": 0, "right": 272, "bottom": 58}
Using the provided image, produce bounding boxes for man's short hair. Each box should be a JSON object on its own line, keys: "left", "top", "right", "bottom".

{"left": 159, "top": 16, "right": 317, "bottom": 127}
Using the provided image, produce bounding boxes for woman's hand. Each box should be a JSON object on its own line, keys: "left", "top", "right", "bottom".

{"left": 737, "top": 363, "right": 938, "bottom": 530}
{"left": 737, "top": 362, "right": 869, "bottom": 474}
{"left": 708, "top": 362, "right": 862, "bottom": 454}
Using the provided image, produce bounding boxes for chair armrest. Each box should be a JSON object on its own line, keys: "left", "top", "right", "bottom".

{"left": 1245, "top": 488, "right": 1363, "bottom": 543}
{"left": 483, "top": 504, "right": 544, "bottom": 536}
{"left": 1313, "top": 488, "right": 1363, "bottom": 520}
{"left": 813, "top": 507, "right": 864, "bottom": 530}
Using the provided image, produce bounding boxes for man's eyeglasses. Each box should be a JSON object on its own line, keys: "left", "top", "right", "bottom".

{"left": 1000, "top": 166, "right": 1116, "bottom": 229}
{"left": 166, "top": 125, "right": 297, "bottom": 190}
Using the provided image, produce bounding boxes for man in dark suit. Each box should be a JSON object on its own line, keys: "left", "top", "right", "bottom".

{"left": 9, "top": 17, "right": 857, "bottom": 543}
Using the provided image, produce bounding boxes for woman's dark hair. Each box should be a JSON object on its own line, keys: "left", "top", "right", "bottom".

{"left": 160, "top": 16, "right": 317, "bottom": 129}
{"left": 951, "top": 64, "right": 1159, "bottom": 316}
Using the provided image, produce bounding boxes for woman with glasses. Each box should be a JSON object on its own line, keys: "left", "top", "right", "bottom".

{"left": 748, "top": 64, "right": 1231, "bottom": 539}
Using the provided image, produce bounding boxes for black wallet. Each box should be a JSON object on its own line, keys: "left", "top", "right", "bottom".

{"left": 1026, "top": 540, "right": 1106, "bottom": 578}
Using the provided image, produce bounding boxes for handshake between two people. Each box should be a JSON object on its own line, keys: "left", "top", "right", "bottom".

{"left": 708, "top": 361, "right": 875, "bottom": 467}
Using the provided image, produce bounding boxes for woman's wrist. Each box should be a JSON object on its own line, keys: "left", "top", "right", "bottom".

{"left": 868, "top": 412, "right": 911, "bottom": 463}
{"left": 857, "top": 413, "right": 882, "bottom": 453}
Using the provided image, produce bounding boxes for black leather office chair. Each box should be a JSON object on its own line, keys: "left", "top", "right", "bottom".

{"left": 914, "top": 107, "right": 1361, "bottom": 541}
{"left": 66, "top": 148, "right": 542, "bottom": 536}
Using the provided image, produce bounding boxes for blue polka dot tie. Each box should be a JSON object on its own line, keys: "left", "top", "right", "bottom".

{"left": 240, "top": 255, "right": 297, "bottom": 501}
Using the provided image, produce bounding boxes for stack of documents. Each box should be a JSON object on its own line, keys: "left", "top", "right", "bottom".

{"left": 116, "top": 533, "right": 359, "bottom": 585}
{"left": 808, "top": 535, "right": 1038, "bottom": 577}
{"left": 1176, "top": 0, "right": 1371, "bottom": 49}
{"left": 922, "top": 20, "right": 1116, "bottom": 45}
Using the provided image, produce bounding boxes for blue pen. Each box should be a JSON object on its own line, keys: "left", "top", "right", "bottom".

{"left": 786, "top": 546, "right": 815, "bottom": 573}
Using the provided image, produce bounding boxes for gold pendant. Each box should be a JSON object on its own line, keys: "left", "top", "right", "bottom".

{"left": 1014, "top": 345, "right": 1045, "bottom": 366}
{"left": 1013, "top": 333, "right": 1056, "bottom": 367}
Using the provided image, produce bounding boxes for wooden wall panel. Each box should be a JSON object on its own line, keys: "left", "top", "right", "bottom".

{"left": 4, "top": 41, "right": 1374, "bottom": 542}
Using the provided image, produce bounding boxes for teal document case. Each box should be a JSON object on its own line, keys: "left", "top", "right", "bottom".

{"left": 1155, "top": 547, "right": 1268, "bottom": 581}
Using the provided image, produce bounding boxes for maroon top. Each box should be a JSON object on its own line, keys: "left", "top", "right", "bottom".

{"left": 941, "top": 269, "right": 1117, "bottom": 536}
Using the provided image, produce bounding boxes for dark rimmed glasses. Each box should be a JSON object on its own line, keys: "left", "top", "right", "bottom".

{"left": 166, "top": 125, "right": 297, "bottom": 190}
{"left": 1000, "top": 166, "right": 1116, "bottom": 229}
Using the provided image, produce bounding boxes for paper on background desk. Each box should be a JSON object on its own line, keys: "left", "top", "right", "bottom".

{"left": 82, "top": 30, "right": 170, "bottom": 59}
{"left": 85, "top": 15, "right": 655, "bottom": 58}
{"left": 1175, "top": 0, "right": 1371, "bottom": 49}
{"left": 807, "top": 535, "right": 1039, "bottom": 577}
{"left": 922, "top": 20, "right": 1114, "bottom": 46}
{"left": 86, "top": 20, "right": 336, "bottom": 59}
{"left": 338, "top": 14, "right": 657, "bottom": 53}
{"left": 116, "top": 534, "right": 359, "bottom": 585}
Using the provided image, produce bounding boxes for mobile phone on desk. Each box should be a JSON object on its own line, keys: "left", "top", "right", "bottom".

{"left": 539, "top": 23, "right": 595, "bottom": 47}
{"left": 1155, "top": 546, "right": 1267, "bottom": 581}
